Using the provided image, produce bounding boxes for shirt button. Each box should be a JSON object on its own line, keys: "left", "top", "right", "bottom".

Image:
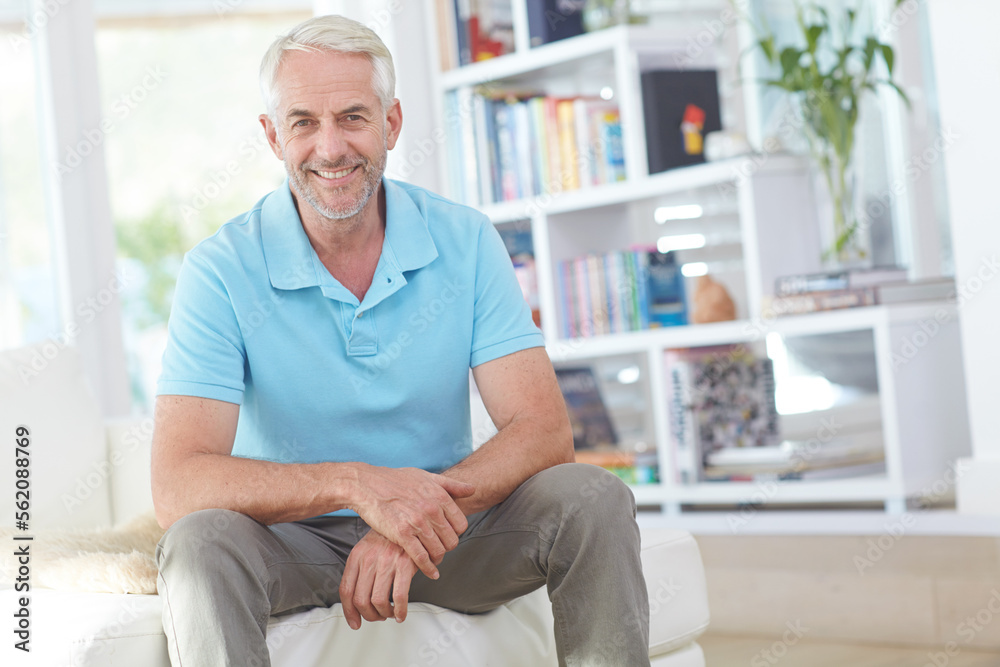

{"left": 356, "top": 311, "right": 363, "bottom": 318}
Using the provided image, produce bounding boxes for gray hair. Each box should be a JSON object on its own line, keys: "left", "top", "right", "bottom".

{"left": 260, "top": 15, "right": 396, "bottom": 119}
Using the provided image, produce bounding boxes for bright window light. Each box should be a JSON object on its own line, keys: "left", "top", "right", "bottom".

{"left": 654, "top": 204, "right": 703, "bottom": 223}
{"left": 657, "top": 233, "right": 706, "bottom": 253}
{"left": 681, "top": 262, "right": 709, "bottom": 277}
{"left": 616, "top": 365, "right": 641, "bottom": 384}
{"left": 600, "top": 86, "right": 614, "bottom": 100}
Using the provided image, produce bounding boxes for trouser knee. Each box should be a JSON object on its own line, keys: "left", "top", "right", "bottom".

{"left": 156, "top": 508, "right": 264, "bottom": 574}
{"left": 532, "top": 463, "right": 637, "bottom": 523}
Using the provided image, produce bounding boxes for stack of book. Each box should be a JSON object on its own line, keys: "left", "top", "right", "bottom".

{"left": 767, "top": 266, "right": 955, "bottom": 316}
{"left": 445, "top": 90, "right": 626, "bottom": 207}
{"left": 557, "top": 249, "right": 687, "bottom": 339}
{"left": 556, "top": 366, "right": 659, "bottom": 484}
{"left": 702, "top": 431, "right": 886, "bottom": 481}
{"left": 443, "top": 0, "right": 515, "bottom": 68}
{"left": 665, "top": 345, "right": 780, "bottom": 484}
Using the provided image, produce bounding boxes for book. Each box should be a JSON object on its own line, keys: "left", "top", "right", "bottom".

{"left": 775, "top": 266, "right": 909, "bottom": 296}
{"left": 554, "top": 367, "right": 618, "bottom": 450}
{"left": 526, "top": 0, "right": 585, "bottom": 47}
{"left": 702, "top": 431, "right": 885, "bottom": 479}
{"left": 876, "top": 277, "right": 955, "bottom": 304}
{"left": 766, "top": 277, "right": 956, "bottom": 316}
{"left": 664, "top": 346, "right": 780, "bottom": 483}
{"left": 640, "top": 69, "right": 723, "bottom": 175}
{"left": 556, "top": 248, "right": 688, "bottom": 337}
{"left": 645, "top": 250, "right": 688, "bottom": 327}
{"left": 767, "top": 288, "right": 878, "bottom": 316}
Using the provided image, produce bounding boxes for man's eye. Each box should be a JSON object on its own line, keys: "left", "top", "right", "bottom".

{"left": 345, "top": 115, "right": 363, "bottom": 122}
{"left": 294, "top": 119, "right": 311, "bottom": 127}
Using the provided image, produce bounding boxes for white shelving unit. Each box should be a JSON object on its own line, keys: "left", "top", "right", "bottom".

{"left": 424, "top": 0, "right": 971, "bottom": 519}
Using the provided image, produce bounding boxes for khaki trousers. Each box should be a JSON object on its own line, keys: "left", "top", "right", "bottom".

{"left": 156, "top": 463, "right": 650, "bottom": 667}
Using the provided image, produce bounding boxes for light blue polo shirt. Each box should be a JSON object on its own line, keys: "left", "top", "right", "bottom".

{"left": 157, "top": 178, "right": 544, "bottom": 484}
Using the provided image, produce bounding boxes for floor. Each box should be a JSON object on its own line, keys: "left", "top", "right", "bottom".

{"left": 701, "top": 633, "right": 1000, "bottom": 666}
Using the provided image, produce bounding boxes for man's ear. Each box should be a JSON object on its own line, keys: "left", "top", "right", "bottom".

{"left": 259, "top": 114, "right": 284, "bottom": 160}
{"left": 384, "top": 99, "right": 403, "bottom": 151}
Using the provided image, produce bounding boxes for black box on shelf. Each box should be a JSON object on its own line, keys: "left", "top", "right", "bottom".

{"left": 641, "top": 69, "right": 723, "bottom": 175}
{"left": 526, "top": 0, "right": 586, "bottom": 47}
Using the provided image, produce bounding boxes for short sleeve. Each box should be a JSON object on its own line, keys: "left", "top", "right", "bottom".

{"left": 156, "top": 252, "right": 247, "bottom": 404}
{"left": 469, "top": 221, "right": 546, "bottom": 367}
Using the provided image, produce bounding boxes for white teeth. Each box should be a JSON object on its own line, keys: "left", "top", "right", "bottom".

{"left": 316, "top": 167, "right": 355, "bottom": 179}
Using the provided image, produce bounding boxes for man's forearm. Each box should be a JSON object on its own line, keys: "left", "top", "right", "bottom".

{"left": 441, "top": 415, "right": 574, "bottom": 516}
{"left": 153, "top": 454, "right": 364, "bottom": 529}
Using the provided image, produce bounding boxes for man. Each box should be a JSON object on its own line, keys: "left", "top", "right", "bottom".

{"left": 152, "top": 14, "right": 648, "bottom": 667}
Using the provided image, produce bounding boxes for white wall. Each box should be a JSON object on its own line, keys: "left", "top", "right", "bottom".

{"left": 926, "top": 0, "right": 1000, "bottom": 514}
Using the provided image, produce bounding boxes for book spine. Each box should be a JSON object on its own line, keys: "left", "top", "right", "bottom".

{"left": 543, "top": 97, "right": 562, "bottom": 194}
{"left": 454, "top": 88, "right": 480, "bottom": 207}
{"left": 771, "top": 287, "right": 878, "bottom": 316}
{"left": 472, "top": 94, "right": 494, "bottom": 205}
{"left": 528, "top": 97, "right": 547, "bottom": 198}
{"left": 665, "top": 352, "right": 698, "bottom": 485}
{"left": 602, "top": 109, "right": 626, "bottom": 182}
{"left": 634, "top": 250, "right": 650, "bottom": 329}
{"left": 494, "top": 101, "right": 518, "bottom": 201}
{"left": 586, "top": 254, "right": 607, "bottom": 336}
{"left": 513, "top": 99, "right": 534, "bottom": 199}
{"left": 556, "top": 99, "right": 580, "bottom": 191}
{"left": 775, "top": 271, "right": 849, "bottom": 296}
{"left": 574, "top": 255, "right": 592, "bottom": 337}
{"left": 573, "top": 97, "right": 592, "bottom": 188}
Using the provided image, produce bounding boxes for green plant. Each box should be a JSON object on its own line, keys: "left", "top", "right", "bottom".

{"left": 745, "top": 1, "right": 909, "bottom": 262}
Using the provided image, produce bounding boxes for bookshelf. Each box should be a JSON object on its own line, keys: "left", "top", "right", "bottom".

{"left": 425, "top": 0, "right": 971, "bottom": 518}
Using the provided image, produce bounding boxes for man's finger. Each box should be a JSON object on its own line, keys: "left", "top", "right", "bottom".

{"left": 401, "top": 536, "right": 439, "bottom": 580}
{"left": 339, "top": 556, "right": 362, "bottom": 631}
{"left": 370, "top": 563, "right": 394, "bottom": 620}
{"left": 392, "top": 562, "right": 415, "bottom": 623}
{"left": 435, "top": 475, "right": 476, "bottom": 498}
{"left": 353, "top": 560, "right": 381, "bottom": 623}
{"left": 442, "top": 501, "right": 469, "bottom": 540}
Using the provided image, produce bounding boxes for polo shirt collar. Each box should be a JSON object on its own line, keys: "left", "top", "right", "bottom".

{"left": 261, "top": 177, "right": 438, "bottom": 293}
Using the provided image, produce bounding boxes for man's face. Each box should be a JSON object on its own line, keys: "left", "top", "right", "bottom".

{"left": 261, "top": 50, "right": 402, "bottom": 222}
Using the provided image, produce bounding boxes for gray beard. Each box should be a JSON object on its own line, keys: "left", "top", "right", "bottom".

{"left": 287, "top": 144, "right": 387, "bottom": 221}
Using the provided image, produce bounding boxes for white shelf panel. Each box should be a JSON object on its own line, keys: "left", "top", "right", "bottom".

{"left": 545, "top": 302, "right": 958, "bottom": 361}
{"left": 484, "top": 155, "right": 807, "bottom": 223}
{"left": 672, "top": 476, "right": 896, "bottom": 504}
{"left": 546, "top": 320, "right": 750, "bottom": 361}
{"left": 637, "top": 509, "right": 1000, "bottom": 536}
{"left": 439, "top": 25, "right": 694, "bottom": 90}
{"left": 629, "top": 476, "right": 896, "bottom": 507}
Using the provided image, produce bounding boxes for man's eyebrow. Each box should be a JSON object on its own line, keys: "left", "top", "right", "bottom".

{"left": 284, "top": 104, "right": 373, "bottom": 120}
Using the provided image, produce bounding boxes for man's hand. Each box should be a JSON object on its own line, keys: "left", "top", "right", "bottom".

{"left": 350, "top": 466, "right": 474, "bottom": 580}
{"left": 340, "top": 530, "right": 419, "bottom": 629}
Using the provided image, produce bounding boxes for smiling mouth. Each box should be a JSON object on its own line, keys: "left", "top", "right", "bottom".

{"left": 314, "top": 166, "right": 358, "bottom": 180}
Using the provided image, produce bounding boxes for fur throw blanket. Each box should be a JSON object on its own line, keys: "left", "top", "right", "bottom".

{"left": 0, "top": 512, "right": 164, "bottom": 594}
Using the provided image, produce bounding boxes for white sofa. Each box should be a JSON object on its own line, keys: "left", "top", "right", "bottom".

{"left": 0, "top": 340, "right": 709, "bottom": 666}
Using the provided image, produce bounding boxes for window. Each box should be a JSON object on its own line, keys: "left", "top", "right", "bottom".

{"left": 0, "top": 8, "right": 61, "bottom": 350}
{"left": 95, "top": 9, "right": 308, "bottom": 409}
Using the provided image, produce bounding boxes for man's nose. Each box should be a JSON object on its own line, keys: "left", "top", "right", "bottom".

{"left": 314, "top": 122, "right": 348, "bottom": 162}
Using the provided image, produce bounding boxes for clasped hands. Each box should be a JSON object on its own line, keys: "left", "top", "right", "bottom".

{"left": 341, "top": 466, "right": 474, "bottom": 630}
